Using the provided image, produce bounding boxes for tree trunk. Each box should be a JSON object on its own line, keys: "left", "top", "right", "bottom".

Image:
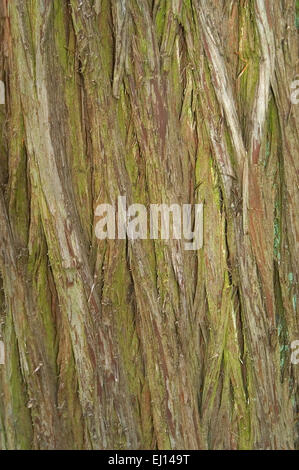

{"left": 0, "top": 0, "right": 298, "bottom": 450}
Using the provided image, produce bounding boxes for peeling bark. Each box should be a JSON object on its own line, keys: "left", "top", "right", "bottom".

{"left": 0, "top": 0, "right": 298, "bottom": 450}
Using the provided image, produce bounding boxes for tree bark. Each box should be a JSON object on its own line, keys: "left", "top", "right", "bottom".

{"left": 0, "top": 0, "right": 298, "bottom": 450}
